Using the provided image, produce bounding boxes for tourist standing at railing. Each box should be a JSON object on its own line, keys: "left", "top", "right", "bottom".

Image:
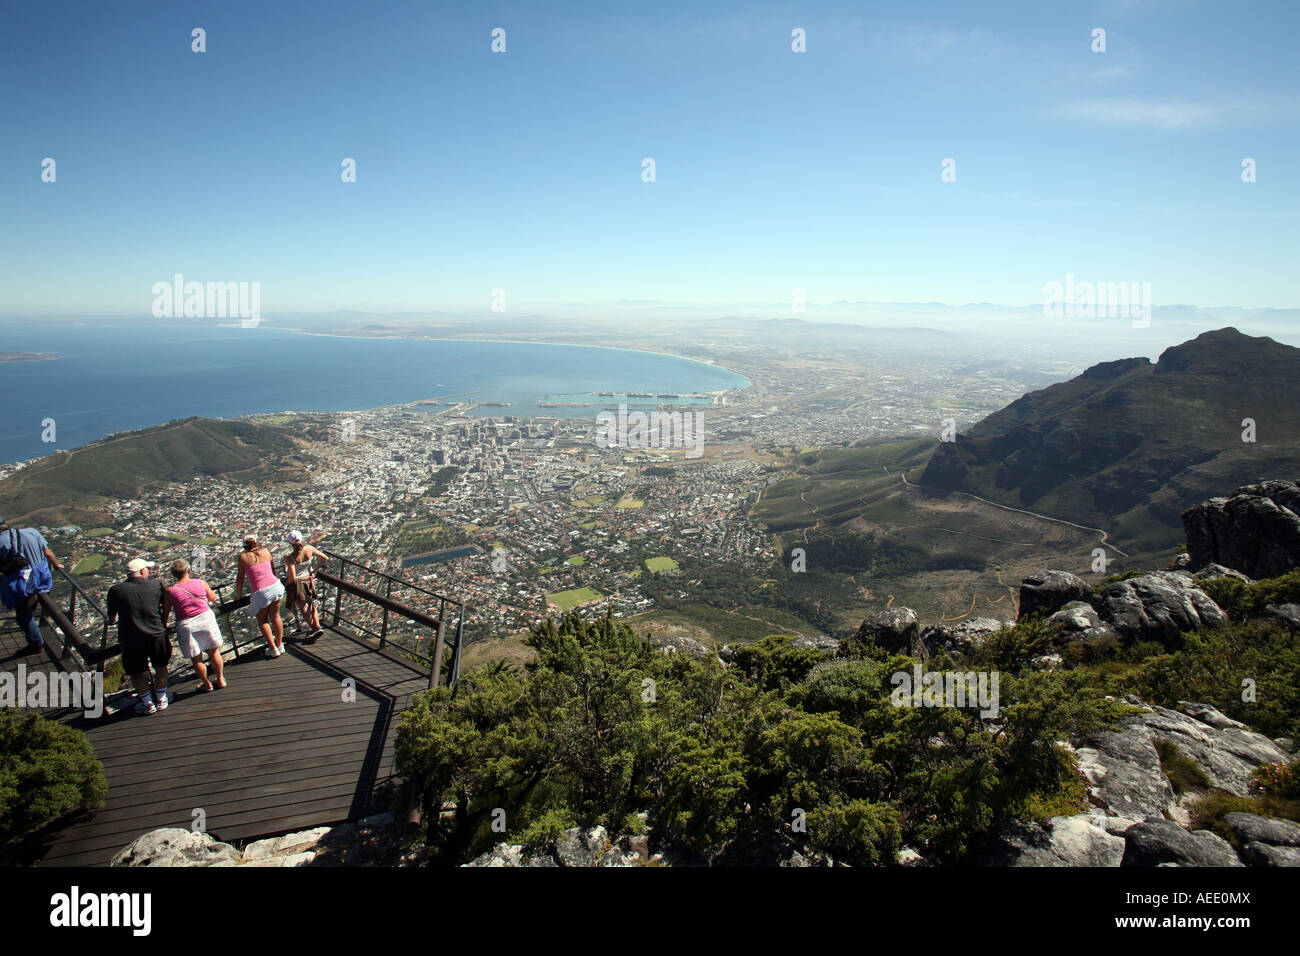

{"left": 106, "top": 558, "right": 173, "bottom": 715}
{"left": 283, "top": 531, "right": 326, "bottom": 637}
{"left": 163, "top": 559, "right": 226, "bottom": 691}
{"left": 235, "top": 535, "right": 286, "bottom": 657}
{"left": 0, "top": 516, "right": 64, "bottom": 652}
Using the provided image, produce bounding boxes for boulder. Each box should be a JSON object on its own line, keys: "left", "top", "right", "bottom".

{"left": 1140, "top": 704, "right": 1292, "bottom": 795}
{"left": 1223, "top": 812, "right": 1300, "bottom": 848}
{"left": 464, "top": 844, "right": 526, "bottom": 867}
{"left": 1182, "top": 480, "right": 1300, "bottom": 579}
{"left": 647, "top": 634, "right": 710, "bottom": 659}
{"left": 1239, "top": 842, "right": 1300, "bottom": 867}
{"left": 1047, "top": 601, "right": 1118, "bottom": 646}
{"left": 851, "top": 607, "right": 920, "bottom": 656}
{"left": 919, "top": 617, "right": 1008, "bottom": 659}
{"left": 978, "top": 813, "right": 1125, "bottom": 867}
{"left": 111, "top": 828, "right": 242, "bottom": 867}
{"left": 553, "top": 826, "right": 610, "bottom": 867}
{"left": 1018, "top": 570, "right": 1093, "bottom": 620}
{"left": 1075, "top": 719, "right": 1175, "bottom": 820}
{"left": 1092, "top": 571, "right": 1227, "bottom": 646}
{"left": 1121, "top": 817, "right": 1243, "bottom": 867}
{"left": 791, "top": 635, "right": 841, "bottom": 653}
{"left": 1264, "top": 603, "right": 1300, "bottom": 630}
{"left": 1192, "top": 564, "right": 1253, "bottom": 584}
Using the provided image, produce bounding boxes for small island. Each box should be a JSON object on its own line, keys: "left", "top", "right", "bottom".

{"left": 0, "top": 352, "right": 61, "bottom": 362}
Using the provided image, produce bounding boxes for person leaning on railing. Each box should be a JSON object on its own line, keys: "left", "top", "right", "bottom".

{"left": 106, "top": 558, "right": 173, "bottom": 715}
{"left": 0, "top": 516, "right": 64, "bottom": 652}
{"left": 283, "top": 530, "right": 326, "bottom": 637}
{"left": 162, "top": 558, "right": 226, "bottom": 692}
{"left": 235, "top": 535, "right": 286, "bottom": 658}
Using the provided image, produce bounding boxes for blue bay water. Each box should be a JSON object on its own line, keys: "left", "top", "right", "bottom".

{"left": 0, "top": 323, "right": 749, "bottom": 465}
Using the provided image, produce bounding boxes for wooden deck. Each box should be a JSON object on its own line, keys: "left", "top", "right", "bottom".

{"left": 0, "top": 617, "right": 75, "bottom": 718}
{"left": 33, "top": 627, "right": 429, "bottom": 867}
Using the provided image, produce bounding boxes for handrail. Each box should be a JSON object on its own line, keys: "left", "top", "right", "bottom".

{"left": 38, "top": 548, "right": 467, "bottom": 690}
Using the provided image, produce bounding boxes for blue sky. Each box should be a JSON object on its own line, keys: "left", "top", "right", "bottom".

{"left": 1, "top": 0, "right": 1296, "bottom": 318}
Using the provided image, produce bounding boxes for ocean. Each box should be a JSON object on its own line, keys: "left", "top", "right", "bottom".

{"left": 0, "top": 322, "right": 749, "bottom": 465}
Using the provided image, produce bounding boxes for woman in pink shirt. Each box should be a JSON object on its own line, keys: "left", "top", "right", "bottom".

{"left": 162, "top": 559, "right": 225, "bottom": 691}
{"left": 235, "top": 535, "right": 286, "bottom": 657}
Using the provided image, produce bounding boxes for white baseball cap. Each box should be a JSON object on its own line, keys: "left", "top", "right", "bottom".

{"left": 285, "top": 530, "right": 304, "bottom": 544}
{"left": 127, "top": 558, "right": 156, "bottom": 573}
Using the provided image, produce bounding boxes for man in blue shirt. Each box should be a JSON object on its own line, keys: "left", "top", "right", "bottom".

{"left": 0, "top": 517, "right": 65, "bottom": 651}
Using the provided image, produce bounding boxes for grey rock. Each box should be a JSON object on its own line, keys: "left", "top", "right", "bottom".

{"left": 1177, "top": 701, "right": 1247, "bottom": 730}
{"left": 1093, "top": 571, "right": 1227, "bottom": 646}
{"left": 851, "top": 607, "right": 920, "bottom": 656}
{"left": 553, "top": 826, "right": 610, "bottom": 867}
{"left": 464, "top": 844, "right": 525, "bottom": 867}
{"left": 1240, "top": 842, "right": 1300, "bottom": 867}
{"left": 1223, "top": 812, "right": 1300, "bottom": 848}
{"left": 979, "top": 814, "right": 1125, "bottom": 867}
{"left": 1121, "top": 817, "right": 1243, "bottom": 867}
{"left": 1264, "top": 603, "right": 1300, "bottom": 630}
{"left": 1274, "top": 738, "right": 1296, "bottom": 753}
{"left": 1192, "top": 564, "right": 1253, "bottom": 584}
{"left": 647, "top": 634, "right": 710, "bottom": 659}
{"left": 1076, "top": 719, "right": 1175, "bottom": 820}
{"left": 111, "top": 828, "right": 242, "bottom": 867}
{"left": 1048, "top": 601, "right": 1119, "bottom": 646}
{"left": 919, "top": 617, "right": 1008, "bottom": 659}
{"left": 791, "top": 635, "right": 841, "bottom": 652}
{"left": 1019, "top": 570, "right": 1093, "bottom": 621}
{"left": 1182, "top": 481, "right": 1300, "bottom": 579}
{"left": 1141, "top": 705, "right": 1291, "bottom": 795}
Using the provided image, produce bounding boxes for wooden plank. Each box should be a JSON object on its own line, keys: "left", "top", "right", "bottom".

{"left": 36, "top": 620, "right": 419, "bottom": 867}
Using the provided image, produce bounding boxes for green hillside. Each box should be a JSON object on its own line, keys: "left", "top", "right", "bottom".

{"left": 0, "top": 417, "right": 309, "bottom": 526}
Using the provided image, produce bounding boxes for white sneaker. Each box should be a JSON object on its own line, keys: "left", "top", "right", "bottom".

{"left": 135, "top": 695, "right": 157, "bottom": 716}
{"left": 155, "top": 690, "right": 170, "bottom": 711}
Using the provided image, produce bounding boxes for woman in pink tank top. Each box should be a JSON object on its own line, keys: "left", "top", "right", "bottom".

{"left": 162, "top": 559, "right": 225, "bottom": 690}
{"left": 235, "top": 535, "right": 286, "bottom": 657}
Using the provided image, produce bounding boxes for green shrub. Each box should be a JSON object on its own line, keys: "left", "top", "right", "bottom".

{"left": 0, "top": 710, "right": 106, "bottom": 852}
{"left": 1154, "top": 739, "right": 1211, "bottom": 795}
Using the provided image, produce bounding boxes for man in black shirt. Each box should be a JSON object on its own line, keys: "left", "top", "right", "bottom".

{"left": 106, "top": 558, "right": 173, "bottom": 715}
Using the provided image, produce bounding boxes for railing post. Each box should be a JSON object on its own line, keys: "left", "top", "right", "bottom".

{"left": 429, "top": 616, "right": 447, "bottom": 690}
{"left": 379, "top": 577, "right": 392, "bottom": 649}
{"left": 451, "top": 606, "right": 465, "bottom": 690}
{"left": 332, "top": 561, "right": 345, "bottom": 627}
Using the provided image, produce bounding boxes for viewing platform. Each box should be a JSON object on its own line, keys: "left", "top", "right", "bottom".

{"left": 10, "top": 553, "right": 465, "bottom": 867}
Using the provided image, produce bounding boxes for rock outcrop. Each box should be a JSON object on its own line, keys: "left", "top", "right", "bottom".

{"left": 1182, "top": 480, "right": 1300, "bottom": 579}
{"left": 918, "top": 617, "right": 1008, "bottom": 660}
{"left": 1018, "top": 570, "right": 1093, "bottom": 620}
{"left": 1121, "top": 817, "right": 1243, "bottom": 867}
{"left": 1091, "top": 571, "right": 1227, "bottom": 645}
{"left": 851, "top": 607, "right": 920, "bottom": 656}
{"left": 464, "top": 826, "right": 660, "bottom": 868}
{"left": 977, "top": 813, "right": 1126, "bottom": 867}
{"left": 110, "top": 813, "right": 418, "bottom": 867}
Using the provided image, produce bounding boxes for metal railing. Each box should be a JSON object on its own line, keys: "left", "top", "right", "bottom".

{"left": 36, "top": 553, "right": 466, "bottom": 690}
{"left": 317, "top": 549, "right": 466, "bottom": 690}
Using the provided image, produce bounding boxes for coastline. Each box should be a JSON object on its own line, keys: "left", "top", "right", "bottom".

{"left": 274, "top": 325, "right": 753, "bottom": 389}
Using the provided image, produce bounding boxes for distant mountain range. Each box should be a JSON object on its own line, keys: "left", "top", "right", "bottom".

{"left": 920, "top": 328, "right": 1300, "bottom": 555}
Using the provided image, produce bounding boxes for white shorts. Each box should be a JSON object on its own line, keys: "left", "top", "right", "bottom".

{"left": 176, "top": 609, "right": 222, "bottom": 659}
{"left": 249, "top": 581, "right": 286, "bottom": 618}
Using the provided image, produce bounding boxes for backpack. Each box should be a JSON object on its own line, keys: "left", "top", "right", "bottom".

{"left": 0, "top": 529, "right": 30, "bottom": 575}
